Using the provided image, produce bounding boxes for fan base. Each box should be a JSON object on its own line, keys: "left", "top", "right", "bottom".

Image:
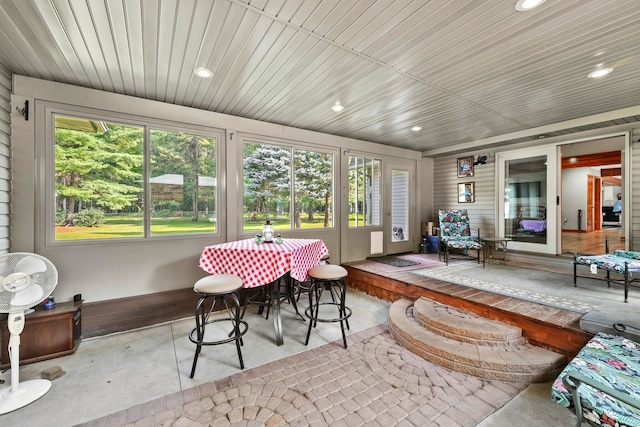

{"left": 0, "top": 379, "right": 51, "bottom": 415}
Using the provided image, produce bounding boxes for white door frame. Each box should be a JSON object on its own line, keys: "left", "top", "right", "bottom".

{"left": 496, "top": 145, "right": 558, "bottom": 255}
{"left": 384, "top": 160, "right": 416, "bottom": 255}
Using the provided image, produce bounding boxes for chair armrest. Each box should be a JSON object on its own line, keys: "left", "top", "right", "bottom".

{"left": 562, "top": 370, "right": 640, "bottom": 427}
{"left": 613, "top": 322, "right": 640, "bottom": 341}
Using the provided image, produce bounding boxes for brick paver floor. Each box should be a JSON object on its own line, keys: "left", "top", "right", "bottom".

{"left": 80, "top": 325, "right": 527, "bottom": 427}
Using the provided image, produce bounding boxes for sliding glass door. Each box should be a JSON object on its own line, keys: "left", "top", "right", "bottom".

{"left": 497, "top": 146, "right": 558, "bottom": 254}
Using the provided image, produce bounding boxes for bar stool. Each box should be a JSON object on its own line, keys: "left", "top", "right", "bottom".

{"left": 189, "top": 274, "right": 248, "bottom": 378}
{"left": 304, "top": 264, "right": 352, "bottom": 348}
{"left": 296, "top": 252, "right": 331, "bottom": 302}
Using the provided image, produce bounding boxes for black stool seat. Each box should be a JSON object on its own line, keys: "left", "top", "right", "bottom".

{"left": 304, "top": 264, "right": 352, "bottom": 348}
{"left": 189, "top": 274, "right": 248, "bottom": 378}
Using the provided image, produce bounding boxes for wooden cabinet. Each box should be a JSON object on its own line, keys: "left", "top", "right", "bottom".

{"left": 1, "top": 301, "right": 82, "bottom": 368}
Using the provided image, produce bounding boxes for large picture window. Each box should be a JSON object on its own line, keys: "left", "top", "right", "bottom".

{"left": 348, "top": 156, "right": 382, "bottom": 227}
{"left": 53, "top": 114, "right": 219, "bottom": 241}
{"left": 242, "top": 140, "right": 334, "bottom": 232}
{"left": 294, "top": 149, "right": 333, "bottom": 229}
{"left": 150, "top": 129, "right": 217, "bottom": 235}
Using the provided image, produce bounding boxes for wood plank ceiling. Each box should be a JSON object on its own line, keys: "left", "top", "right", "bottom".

{"left": 0, "top": 0, "right": 639, "bottom": 154}
{"left": 561, "top": 151, "right": 621, "bottom": 171}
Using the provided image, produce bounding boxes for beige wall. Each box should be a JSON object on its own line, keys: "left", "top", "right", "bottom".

{"left": 432, "top": 153, "right": 497, "bottom": 237}
{"left": 10, "top": 76, "right": 423, "bottom": 303}
{"left": 4, "top": 73, "right": 640, "bottom": 304}
{"left": 430, "top": 132, "right": 638, "bottom": 253}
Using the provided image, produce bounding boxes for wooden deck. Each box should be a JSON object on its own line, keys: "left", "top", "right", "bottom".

{"left": 344, "top": 256, "right": 593, "bottom": 358}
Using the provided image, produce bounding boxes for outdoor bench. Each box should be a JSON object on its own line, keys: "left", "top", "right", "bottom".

{"left": 552, "top": 332, "right": 640, "bottom": 427}
{"left": 573, "top": 247, "right": 640, "bottom": 303}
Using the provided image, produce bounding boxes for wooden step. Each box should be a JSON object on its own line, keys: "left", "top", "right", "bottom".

{"left": 388, "top": 298, "right": 567, "bottom": 383}
{"left": 345, "top": 264, "right": 592, "bottom": 359}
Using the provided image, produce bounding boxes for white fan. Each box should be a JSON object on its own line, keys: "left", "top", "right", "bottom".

{"left": 0, "top": 253, "right": 58, "bottom": 415}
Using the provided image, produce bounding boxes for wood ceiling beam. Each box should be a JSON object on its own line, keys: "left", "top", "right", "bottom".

{"left": 561, "top": 151, "right": 621, "bottom": 169}
{"left": 602, "top": 176, "right": 621, "bottom": 185}
{"left": 601, "top": 168, "right": 622, "bottom": 177}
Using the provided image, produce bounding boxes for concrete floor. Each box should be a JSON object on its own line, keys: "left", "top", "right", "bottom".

{"left": 0, "top": 288, "right": 583, "bottom": 426}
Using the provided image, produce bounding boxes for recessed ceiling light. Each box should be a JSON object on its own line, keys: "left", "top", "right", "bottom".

{"left": 411, "top": 126, "right": 422, "bottom": 132}
{"left": 331, "top": 101, "right": 345, "bottom": 112}
{"left": 515, "top": 0, "right": 546, "bottom": 11}
{"left": 588, "top": 67, "right": 614, "bottom": 79}
{"left": 194, "top": 67, "right": 214, "bottom": 78}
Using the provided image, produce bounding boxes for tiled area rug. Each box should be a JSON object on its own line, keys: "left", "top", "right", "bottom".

{"left": 81, "top": 325, "right": 525, "bottom": 426}
{"left": 411, "top": 263, "right": 598, "bottom": 313}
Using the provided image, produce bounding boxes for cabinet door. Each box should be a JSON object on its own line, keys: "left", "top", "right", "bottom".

{"left": 1, "top": 306, "right": 80, "bottom": 367}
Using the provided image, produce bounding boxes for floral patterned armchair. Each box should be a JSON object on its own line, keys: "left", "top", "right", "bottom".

{"left": 436, "top": 209, "right": 484, "bottom": 266}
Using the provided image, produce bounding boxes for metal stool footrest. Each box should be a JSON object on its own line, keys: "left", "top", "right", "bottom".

{"left": 189, "top": 317, "right": 248, "bottom": 346}
{"left": 304, "top": 303, "right": 352, "bottom": 323}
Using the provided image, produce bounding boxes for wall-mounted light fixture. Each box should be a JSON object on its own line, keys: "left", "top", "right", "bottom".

{"left": 473, "top": 155, "right": 487, "bottom": 166}
{"left": 15, "top": 100, "right": 28, "bottom": 121}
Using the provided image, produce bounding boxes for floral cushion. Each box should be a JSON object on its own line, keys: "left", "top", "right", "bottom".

{"left": 447, "top": 240, "right": 482, "bottom": 250}
{"left": 440, "top": 235, "right": 476, "bottom": 243}
{"left": 438, "top": 209, "right": 471, "bottom": 238}
{"left": 575, "top": 254, "right": 640, "bottom": 274}
{"left": 552, "top": 333, "right": 640, "bottom": 427}
{"left": 614, "top": 250, "right": 640, "bottom": 261}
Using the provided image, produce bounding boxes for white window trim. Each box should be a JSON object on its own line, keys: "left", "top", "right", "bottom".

{"left": 236, "top": 133, "right": 338, "bottom": 237}
{"left": 39, "top": 101, "right": 226, "bottom": 247}
{"left": 346, "top": 151, "right": 383, "bottom": 228}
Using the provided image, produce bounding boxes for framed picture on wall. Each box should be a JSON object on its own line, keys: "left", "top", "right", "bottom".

{"left": 458, "top": 182, "right": 475, "bottom": 203}
{"left": 457, "top": 157, "right": 474, "bottom": 178}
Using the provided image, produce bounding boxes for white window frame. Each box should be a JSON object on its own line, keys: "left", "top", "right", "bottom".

{"left": 237, "top": 133, "right": 337, "bottom": 236}
{"left": 39, "top": 102, "right": 226, "bottom": 247}
{"left": 347, "top": 154, "right": 383, "bottom": 228}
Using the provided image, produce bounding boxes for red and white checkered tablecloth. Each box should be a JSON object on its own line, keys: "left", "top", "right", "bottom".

{"left": 199, "top": 238, "right": 329, "bottom": 288}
